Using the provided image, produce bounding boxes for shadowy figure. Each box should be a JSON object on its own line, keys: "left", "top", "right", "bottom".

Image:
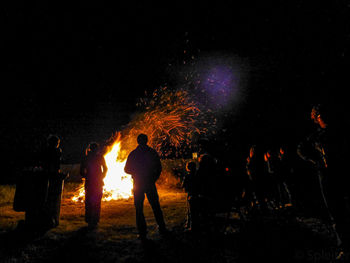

{"left": 245, "top": 144, "right": 268, "bottom": 212}
{"left": 182, "top": 161, "right": 197, "bottom": 230}
{"left": 276, "top": 147, "right": 293, "bottom": 207}
{"left": 264, "top": 149, "right": 278, "bottom": 209}
{"left": 244, "top": 145, "right": 259, "bottom": 209}
{"left": 264, "top": 147, "right": 292, "bottom": 209}
{"left": 80, "top": 142, "right": 107, "bottom": 229}
{"left": 13, "top": 134, "right": 66, "bottom": 234}
{"left": 41, "top": 135, "right": 67, "bottom": 228}
{"left": 124, "top": 134, "right": 168, "bottom": 241}
{"left": 189, "top": 138, "right": 217, "bottom": 232}
{"left": 297, "top": 104, "right": 344, "bottom": 248}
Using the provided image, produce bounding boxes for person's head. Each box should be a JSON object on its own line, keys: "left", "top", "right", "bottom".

{"left": 249, "top": 145, "right": 256, "bottom": 158}
{"left": 47, "top": 135, "right": 60, "bottom": 149}
{"left": 311, "top": 104, "right": 328, "bottom": 128}
{"left": 137, "top": 134, "right": 148, "bottom": 146}
{"left": 186, "top": 161, "right": 196, "bottom": 173}
{"left": 86, "top": 142, "right": 99, "bottom": 155}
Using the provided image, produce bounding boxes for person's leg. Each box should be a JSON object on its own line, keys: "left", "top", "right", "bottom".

{"left": 146, "top": 185, "right": 166, "bottom": 232}
{"left": 95, "top": 191, "right": 102, "bottom": 224}
{"left": 185, "top": 195, "right": 192, "bottom": 229}
{"left": 90, "top": 189, "right": 103, "bottom": 227}
{"left": 134, "top": 189, "right": 147, "bottom": 238}
{"left": 189, "top": 196, "right": 200, "bottom": 232}
{"left": 85, "top": 187, "right": 92, "bottom": 224}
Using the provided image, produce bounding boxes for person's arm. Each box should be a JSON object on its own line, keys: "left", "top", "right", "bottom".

{"left": 153, "top": 151, "right": 162, "bottom": 181}
{"left": 80, "top": 157, "right": 87, "bottom": 178}
{"left": 124, "top": 152, "right": 134, "bottom": 175}
{"left": 297, "top": 143, "right": 316, "bottom": 165}
{"left": 101, "top": 156, "right": 108, "bottom": 178}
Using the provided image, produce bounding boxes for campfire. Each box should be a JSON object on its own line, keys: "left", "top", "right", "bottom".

{"left": 71, "top": 84, "right": 215, "bottom": 202}
{"left": 72, "top": 136, "right": 133, "bottom": 202}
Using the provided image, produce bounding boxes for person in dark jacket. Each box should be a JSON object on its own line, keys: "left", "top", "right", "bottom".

{"left": 297, "top": 104, "right": 343, "bottom": 248}
{"left": 189, "top": 138, "right": 217, "bottom": 232}
{"left": 41, "top": 135, "right": 67, "bottom": 229}
{"left": 20, "top": 135, "right": 64, "bottom": 231}
{"left": 245, "top": 145, "right": 259, "bottom": 208}
{"left": 182, "top": 161, "right": 197, "bottom": 230}
{"left": 124, "top": 134, "right": 167, "bottom": 240}
{"left": 183, "top": 162, "right": 196, "bottom": 196}
{"left": 80, "top": 142, "right": 107, "bottom": 229}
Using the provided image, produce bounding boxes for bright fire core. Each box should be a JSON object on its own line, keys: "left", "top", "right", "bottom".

{"left": 72, "top": 140, "right": 134, "bottom": 202}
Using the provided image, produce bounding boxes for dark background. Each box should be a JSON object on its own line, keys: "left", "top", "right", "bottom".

{"left": 1, "top": 1, "right": 349, "bottom": 182}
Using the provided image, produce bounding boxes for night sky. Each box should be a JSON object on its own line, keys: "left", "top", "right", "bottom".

{"left": 1, "top": 1, "right": 349, "bottom": 181}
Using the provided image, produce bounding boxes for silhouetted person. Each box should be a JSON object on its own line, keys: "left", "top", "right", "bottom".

{"left": 246, "top": 144, "right": 268, "bottom": 211}
{"left": 263, "top": 149, "right": 278, "bottom": 209}
{"left": 14, "top": 135, "right": 65, "bottom": 233}
{"left": 80, "top": 142, "right": 107, "bottom": 229}
{"left": 276, "top": 147, "right": 293, "bottom": 207}
{"left": 245, "top": 145, "right": 259, "bottom": 208}
{"left": 189, "top": 138, "right": 217, "bottom": 232}
{"left": 264, "top": 147, "right": 292, "bottom": 209}
{"left": 41, "top": 135, "right": 67, "bottom": 229}
{"left": 182, "top": 161, "right": 197, "bottom": 230}
{"left": 124, "top": 134, "right": 167, "bottom": 240}
{"left": 196, "top": 138, "right": 217, "bottom": 196}
{"left": 297, "top": 104, "right": 343, "bottom": 247}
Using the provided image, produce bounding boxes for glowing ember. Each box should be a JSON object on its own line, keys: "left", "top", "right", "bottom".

{"left": 72, "top": 137, "right": 133, "bottom": 202}
{"left": 122, "top": 87, "right": 206, "bottom": 157}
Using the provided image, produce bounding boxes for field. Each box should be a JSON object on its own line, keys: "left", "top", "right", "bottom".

{"left": 0, "top": 183, "right": 348, "bottom": 262}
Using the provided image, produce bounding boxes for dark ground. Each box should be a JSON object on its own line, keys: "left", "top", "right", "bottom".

{"left": 1, "top": 184, "right": 349, "bottom": 263}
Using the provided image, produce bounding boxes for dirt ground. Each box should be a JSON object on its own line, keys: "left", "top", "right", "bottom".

{"left": 0, "top": 183, "right": 349, "bottom": 263}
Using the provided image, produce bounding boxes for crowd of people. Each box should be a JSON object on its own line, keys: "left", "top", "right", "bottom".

{"left": 181, "top": 104, "right": 348, "bottom": 251}
{"left": 13, "top": 133, "right": 168, "bottom": 241}
{"left": 13, "top": 104, "right": 348, "bottom": 251}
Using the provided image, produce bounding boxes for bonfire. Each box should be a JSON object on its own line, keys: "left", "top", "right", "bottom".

{"left": 72, "top": 134, "right": 133, "bottom": 202}
{"left": 72, "top": 85, "right": 212, "bottom": 202}
{"left": 71, "top": 53, "right": 238, "bottom": 202}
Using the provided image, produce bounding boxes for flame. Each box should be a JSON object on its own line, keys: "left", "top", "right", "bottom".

{"left": 72, "top": 137, "right": 133, "bottom": 202}
{"left": 71, "top": 84, "right": 217, "bottom": 202}
{"left": 102, "top": 140, "right": 133, "bottom": 200}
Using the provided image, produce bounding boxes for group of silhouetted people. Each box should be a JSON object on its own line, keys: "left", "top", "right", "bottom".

{"left": 14, "top": 133, "right": 168, "bottom": 242}
{"left": 13, "top": 135, "right": 67, "bottom": 234}
{"left": 244, "top": 144, "right": 292, "bottom": 211}
{"left": 180, "top": 104, "right": 348, "bottom": 252}
{"left": 13, "top": 104, "right": 348, "bottom": 251}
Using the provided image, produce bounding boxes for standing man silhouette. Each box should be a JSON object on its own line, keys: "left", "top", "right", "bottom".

{"left": 80, "top": 142, "right": 107, "bottom": 229}
{"left": 124, "top": 134, "right": 167, "bottom": 240}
